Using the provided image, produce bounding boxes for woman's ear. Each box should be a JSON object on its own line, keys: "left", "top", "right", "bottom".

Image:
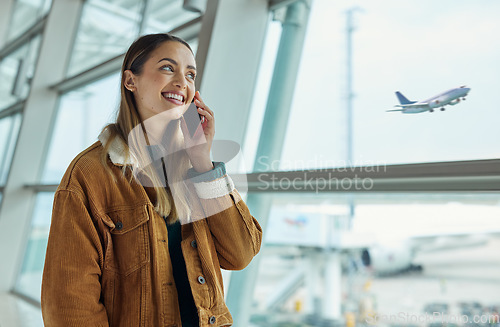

{"left": 123, "top": 70, "right": 137, "bottom": 92}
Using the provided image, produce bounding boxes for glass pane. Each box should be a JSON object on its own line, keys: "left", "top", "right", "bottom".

{"left": 14, "top": 297, "right": 44, "bottom": 327}
{"left": 252, "top": 192, "right": 500, "bottom": 326}
{"left": 42, "top": 73, "right": 120, "bottom": 183}
{"left": 66, "top": 0, "right": 144, "bottom": 77}
{"left": 243, "top": 17, "right": 282, "bottom": 173}
{"left": 142, "top": 0, "right": 200, "bottom": 34}
{"left": 41, "top": 0, "right": 52, "bottom": 15}
{"left": 273, "top": 0, "right": 500, "bottom": 170}
{"left": 0, "top": 114, "right": 22, "bottom": 186}
{"left": 7, "top": 0, "right": 52, "bottom": 41}
{"left": 15, "top": 192, "right": 54, "bottom": 301}
{"left": 0, "top": 36, "right": 41, "bottom": 111}
{"left": 186, "top": 38, "right": 198, "bottom": 56}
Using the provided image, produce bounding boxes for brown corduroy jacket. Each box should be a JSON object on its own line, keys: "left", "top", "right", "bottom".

{"left": 41, "top": 131, "right": 262, "bottom": 327}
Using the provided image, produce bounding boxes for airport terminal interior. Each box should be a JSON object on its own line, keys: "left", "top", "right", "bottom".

{"left": 0, "top": 0, "right": 499, "bottom": 326}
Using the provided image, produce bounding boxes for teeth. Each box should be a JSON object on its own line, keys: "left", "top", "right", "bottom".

{"left": 164, "top": 93, "right": 184, "bottom": 102}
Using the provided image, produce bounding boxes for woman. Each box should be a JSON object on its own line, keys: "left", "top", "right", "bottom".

{"left": 41, "top": 33, "right": 262, "bottom": 327}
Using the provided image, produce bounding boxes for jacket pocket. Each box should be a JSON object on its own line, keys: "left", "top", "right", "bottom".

{"left": 102, "top": 205, "right": 150, "bottom": 276}
{"left": 161, "top": 282, "right": 178, "bottom": 326}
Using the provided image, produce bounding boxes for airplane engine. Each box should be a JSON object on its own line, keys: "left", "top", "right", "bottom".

{"left": 361, "top": 243, "right": 420, "bottom": 275}
{"left": 449, "top": 99, "right": 461, "bottom": 105}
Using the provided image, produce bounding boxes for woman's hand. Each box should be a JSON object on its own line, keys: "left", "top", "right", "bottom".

{"left": 180, "top": 91, "right": 215, "bottom": 173}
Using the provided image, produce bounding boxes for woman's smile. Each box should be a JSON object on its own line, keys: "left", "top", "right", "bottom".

{"left": 162, "top": 91, "right": 186, "bottom": 105}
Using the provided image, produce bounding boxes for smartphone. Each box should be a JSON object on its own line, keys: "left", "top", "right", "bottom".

{"left": 183, "top": 101, "right": 202, "bottom": 137}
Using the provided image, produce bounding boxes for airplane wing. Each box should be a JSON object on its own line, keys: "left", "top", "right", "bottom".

{"left": 409, "top": 229, "right": 500, "bottom": 239}
{"left": 362, "top": 229, "right": 500, "bottom": 274}
{"left": 406, "top": 229, "right": 500, "bottom": 253}
{"left": 395, "top": 103, "right": 429, "bottom": 109}
{"left": 387, "top": 103, "right": 431, "bottom": 112}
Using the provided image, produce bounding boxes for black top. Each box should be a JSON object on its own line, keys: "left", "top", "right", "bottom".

{"left": 165, "top": 219, "right": 199, "bottom": 326}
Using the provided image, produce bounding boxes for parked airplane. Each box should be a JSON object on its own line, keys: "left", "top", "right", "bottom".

{"left": 264, "top": 205, "right": 499, "bottom": 276}
{"left": 360, "top": 232, "right": 494, "bottom": 275}
{"left": 387, "top": 85, "right": 471, "bottom": 113}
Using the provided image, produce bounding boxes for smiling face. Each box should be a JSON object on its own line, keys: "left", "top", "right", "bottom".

{"left": 123, "top": 41, "right": 197, "bottom": 121}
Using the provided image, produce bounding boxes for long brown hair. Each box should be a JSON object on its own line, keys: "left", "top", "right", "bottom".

{"left": 100, "top": 33, "right": 194, "bottom": 224}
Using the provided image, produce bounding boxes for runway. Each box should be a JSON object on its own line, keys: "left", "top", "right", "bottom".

{"left": 370, "top": 238, "right": 500, "bottom": 326}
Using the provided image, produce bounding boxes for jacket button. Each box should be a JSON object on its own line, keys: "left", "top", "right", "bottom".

{"left": 197, "top": 276, "right": 205, "bottom": 284}
{"left": 115, "top": 221, "right": 123, "bottom": 231}
{"left": 209, "top": 316, "right": 216, "bottom": 324}
{"left": 191, "top": 240, "right": 197, "bottom": 248}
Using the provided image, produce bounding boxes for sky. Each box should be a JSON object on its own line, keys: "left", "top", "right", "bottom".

{"left": 276, "top": 0, "right": 500, "bottom": 169}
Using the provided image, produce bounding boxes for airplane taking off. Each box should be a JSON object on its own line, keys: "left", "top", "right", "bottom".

{"left": 387, "top": 85, "right": 471, "bottom": 113}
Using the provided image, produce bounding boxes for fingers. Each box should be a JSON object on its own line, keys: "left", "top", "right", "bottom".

{"left": 197, "top": 106, "right": 213, "bottom": 124}
{"left": 194, "top": 91, "right": 213, "bottom": 115}
{"left": 193, "top": 92, "right": 214, "bottom": 127}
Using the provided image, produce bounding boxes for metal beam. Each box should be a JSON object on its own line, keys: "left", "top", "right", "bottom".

{"left": 243, "top": 175, "right": 500, "bottom": 192}
{"left": 0, "top": 101, "right": 24, "bottom": 120}
{"left": 196, "top": 0, "right": 269, "bottom": 144}
{"left": 0, "top": 0, "right": 84, "bottom": 293}
{"left": 269, "top": 0, "right": 300, "bottom": 11}
{"left": 192, "top": 0, "right": 218, "bottom": 91}
{"left": 264, "top": 266, "right": 304, "bottom": 310}
{"left": 23, "top": 184, "right": 58, "bottom": 193}
{"left": 0, "top": 0, "right": 15, "bottom": 48}
{"left": 0, "top": 18, "right": 46, "bottom": 60}
{"left": 225, "top": 159, "right": 500, "bottom": 192}
{"left": 226, "top": 2, "right": 312, "bottom": 326}
{"left": 27, "top": 159, "right": 500, "bottom": 193}
{"left": 50, "top": 53, "right": 124, "bottom": 94}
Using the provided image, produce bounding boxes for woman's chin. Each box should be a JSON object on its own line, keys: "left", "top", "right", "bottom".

{"left": 161, "top": 105, "right": 185, "bottom": 120}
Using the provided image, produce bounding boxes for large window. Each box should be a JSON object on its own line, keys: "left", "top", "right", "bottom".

{"left": 66, "top": 0, "right": 144, "bottom": 77}
{"left": 4, "top": 1, "right": 498, "bottom": 325}
{"left": 142, "top": 0, "right": 199, "bottom": 35}
{"left": 242, "top": 17, "right": 282, "bottom": 172}
{"left": 41, "top": 73, "right": 121, "bottom": 184}
{"left": 0, "top": 36, "right": 42, "bottom": 111}
{"left": 15, "top": 192, "right": 53, "bottom": 301}
{"left": 278, "top": 0, "right": 500, "bottom": 169}
{"left": 0, "top": 114, "right": 22, "bottom": 186}
{"left": 67, "top": 0, "right": 200, "bottom": 77}
{"left": 7, "top": 0, "right": 52, "bottom": 41}
{"left": 239, "top": 1, "right": 500, "bottom": 326}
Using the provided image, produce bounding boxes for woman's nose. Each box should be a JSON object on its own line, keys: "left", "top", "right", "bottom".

{"left": 173, "top": 73, "right": 187, "bottom": 89}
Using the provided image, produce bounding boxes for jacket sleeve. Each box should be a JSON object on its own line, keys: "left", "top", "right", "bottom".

{"left": 207, "top": 188, "right": 262, "bottom": 270}
{"left": 187, "top": 164, "right": 262, "bottom": 270}
{"left": 41, "top": 189, "right": 109, "bottom": 327}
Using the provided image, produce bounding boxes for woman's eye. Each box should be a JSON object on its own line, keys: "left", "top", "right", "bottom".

{"left": 188, "top": 72, "right": 196, "bottom": 80}
{"left": 161, "top": 65, "right": 173, "bottom": 72}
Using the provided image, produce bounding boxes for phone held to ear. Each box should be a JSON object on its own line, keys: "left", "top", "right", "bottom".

{"left": 183, "top": 101, "right": 203, "bottom": 137}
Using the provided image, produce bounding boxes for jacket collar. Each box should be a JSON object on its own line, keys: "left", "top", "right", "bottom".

{"left": 98, "top": 128, "right": 136, "bottom": 166}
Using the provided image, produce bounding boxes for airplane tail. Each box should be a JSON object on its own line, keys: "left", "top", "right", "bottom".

{"left": 395, "top": 91, "right": 416, "bottom": 105}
